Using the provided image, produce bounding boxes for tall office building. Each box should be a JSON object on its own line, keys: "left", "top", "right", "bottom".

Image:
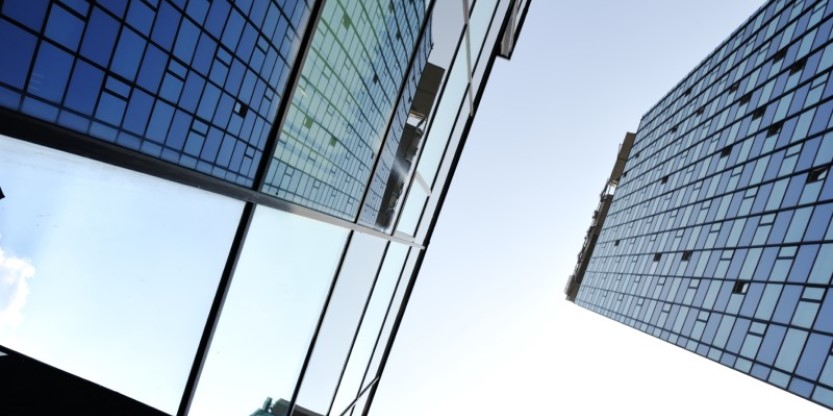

{"left": 567, "top": 0, "right": 833, "bottom": 410}
{"left": 0, "top": 0, "right": 529, "bottom": 415}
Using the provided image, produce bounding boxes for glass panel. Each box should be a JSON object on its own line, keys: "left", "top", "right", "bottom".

{"left": 0, "top": 135, "right": 243, "bottom": 413}
{"left": 471, "top": 0, "right": 508, "bottom": 94}
{"left": 330, "top": 242, "right": 409, "bottom": 415}
{"left": 0, "top": 0, "right": 313, "bottom": 186}
{"left": 416, "top": 99, "right": 471, "bottom": 243}
{"left": 263, "top": 0, "right": 429, "bottom": 220}
{"left": 357, "top": 35, "right": 434, "bottom": 232}
{"left": 188, "top": 206, "right": 348, "bottom": 416}
{"left": 293, "top": 232, "right": 388, "bottom": 416}
{"left": 415, "top": 0, "right": 499, "bottom": 185}
{"left": 416, "top": 36, "right": 468, "bottom": 185}
{"left": 396, "top": 181, "right": 429, "bottom": 236}
{"left": 362, "top": 247, "right": 421, "bottom": 390}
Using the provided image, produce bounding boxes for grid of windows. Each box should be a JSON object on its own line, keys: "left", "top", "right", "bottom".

{"left": 262, "top": 0, "right": 427, "bottom": 220}
{"left": 0, "top": 0, "right": 311, "bottom": 186}
{"left": 576, "top": 0, "right": 833, "bottom": 409}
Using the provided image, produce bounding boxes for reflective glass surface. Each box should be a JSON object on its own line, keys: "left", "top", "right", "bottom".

{"left": 263, "top": 0, "right": 428, "bottom": 219}
{"left": 330, "top": 242, "right": 409, "bottom": 415}
{"left": 188, "top": 206, "right": 348, "bottom": 416}
{"left": 292, "top": 232, "right": 388, "bottom": 415}
{"left": 362, "top": 247, "right": 419, "bottom": 391}
{"left": 0, "top": 135, "right": 243, "bottom": 413}
{"left": 0, "top": 0, "right": 312, "bottom": 186}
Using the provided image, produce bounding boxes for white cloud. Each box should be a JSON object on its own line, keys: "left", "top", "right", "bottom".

{"left": 0, "top": 243, "right": 35, "bottom": 331}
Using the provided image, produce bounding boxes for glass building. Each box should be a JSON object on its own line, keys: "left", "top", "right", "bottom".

{"left": 567, "top": 0, "right": 833, "bottom": 410}
{"left": 0, "top": 0, "right": 529, "bottom": 415}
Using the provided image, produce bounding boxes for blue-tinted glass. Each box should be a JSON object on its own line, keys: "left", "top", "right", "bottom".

{"left": 95, "top": 93, "right": 127, "bottom": 126}
{"left": 126, "top": 0, "right": 154, "bottom": 36}
{"left": 123, "top": 90, "right": 154, "bottom": 136}
{"left": 44, "top": 4, "right": 84, "bottom": 51}
{"left": 0, "top": 19, "right": 37, "bottom": 88}
{"left": 29, "top": 42, "right": 73, "bottom": 103}
{"left": 796, "top": 334, "right": 833, "bottom": 380}
{"left": 2, "top": 0, "right": 49, "bottom": 31}
{"left": 80, "top": 8, "right": 119, "bottom": 67}
{"left": 151, "top": 2, "right": 181, "bottom": 50}
{"left": 112, "top": 28, "right": 146, "bottom": 81}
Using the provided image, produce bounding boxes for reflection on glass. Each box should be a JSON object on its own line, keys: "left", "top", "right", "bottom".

{"left": 330, "top": 243, "right": 409, "bottom": 415}
{"left": 416, "top": 0, "right": 500, "bottom": 185}
{"left": 263, "top": 0, "right": 428, "bottom": 220}
{"left": 362, "top": 247, "right": 419, "bottom": 391}
{"left": 0, "top": 0, "right": 313, "bottom": 186}
{"left": 0, "top": 135, "right": 243, "bottom": 413}
{"left": 472, "top": 1, "right": 510, "bottom": 93}
{"left": 293, "top": 232, "right": 388, "bottom": 416}
{"left": 188, "top": 206, "right": 348, "bottom": 416}
{"left": 416, "top": 36, "right": 468, "bottom": 185}
{"left": 396, "top": 180, "right": 429, "bottom": 236}
{"left": 417, "top": 98, "right": 471, "bottom": 243}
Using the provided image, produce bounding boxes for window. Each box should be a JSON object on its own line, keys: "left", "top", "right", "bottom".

{"left": 682, "top": 250, "right": 693, "bottom": 261}
{"left": 773, "top": 48, "right": 787, "bottom": 61}
{"left": 753, "top": 108, "right": 765, "bottom": 119}
{"left": 721, "top": 145, "right": 732, "bottom": 157}
{"left": 661, "top": 175, "right": 669, "bottom": 184}
{"left": 808, "top": 166, "right": 829, "bottom": 183}
{"left": 767, "top": 121, "right": 783, "bottom": 137}
{"left": 741, "top": 93, "right": 752, "bottom": 104}
{"left": 230, "top": 99, "right": 247, "bottom": 117}
{"left": 790, "top": 58, "right": 806, "bottom": 74}
{"left": 729, "top": 82, "right": 740, "bottom": 92}
{"left": 654, "top": 253, "right": 662, "bottom": 262}
{"left": 614, "top": 240, "right": 620, "bottom": 246}
{"left": 733, "top": 280, "right": 751, "bottom": 294}
{"left": 683, "top": 87, "right": 692, "bottom": 96}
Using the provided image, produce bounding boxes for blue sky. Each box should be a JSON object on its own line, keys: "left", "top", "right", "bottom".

{"left": 370, "top": 1, "right": 833, "bottom": 415}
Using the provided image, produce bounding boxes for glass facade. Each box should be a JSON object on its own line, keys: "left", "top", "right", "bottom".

{"left": 572, "top": 0, "right": 833, "bottom": 410}
{"left": 0, "top": 0, "right": 530, "bottom": 415}
{"left": 262, "top": 0, "right": 428, "bottom": 220}
{"left": 0, "top": 0, "right": 312, "bottom": 186}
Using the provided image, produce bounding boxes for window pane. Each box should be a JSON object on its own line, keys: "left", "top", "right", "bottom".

{"left": 330, "top": 242, "right": 409, "bottom": 415}
{"left": 0, "top": 135, "right": 243, "bottom": 413}
{"left": 188, "top": 206, "right": 348, "bottom": 416}
{"left": 292, "top": 232, "right": 388, "bottom": 416}
{"left": 363, "top": 247, "right": 421, "bottom": 390}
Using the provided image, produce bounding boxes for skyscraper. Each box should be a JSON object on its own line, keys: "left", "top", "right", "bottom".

{"left": 567, "top": 0, "right": 833, "bottom": 410}
{"left": 0, "top": 0, "right": 529, "bottom": 415}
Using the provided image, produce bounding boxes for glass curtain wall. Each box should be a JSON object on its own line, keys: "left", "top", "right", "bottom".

{"left": 0, "top": 0, "right": 526, "bottom": 415}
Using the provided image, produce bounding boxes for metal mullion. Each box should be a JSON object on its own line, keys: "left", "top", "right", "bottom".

{"left": 360, "top": 3, "right": 517, "bottom": 414}
{"left": 338, "top": 376, "right": 380, "bottom": 416}
{"left": 326, "top": 241, "right": 392, "bottom": 416}
{"left": 176, "top": 202, "right": 255, "bottom": 416}
{"left": 353, "top": 0, "right": 439, "bottom": 223}
{"left": 285, "top": 231, "right": 356, "bottom": 416}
